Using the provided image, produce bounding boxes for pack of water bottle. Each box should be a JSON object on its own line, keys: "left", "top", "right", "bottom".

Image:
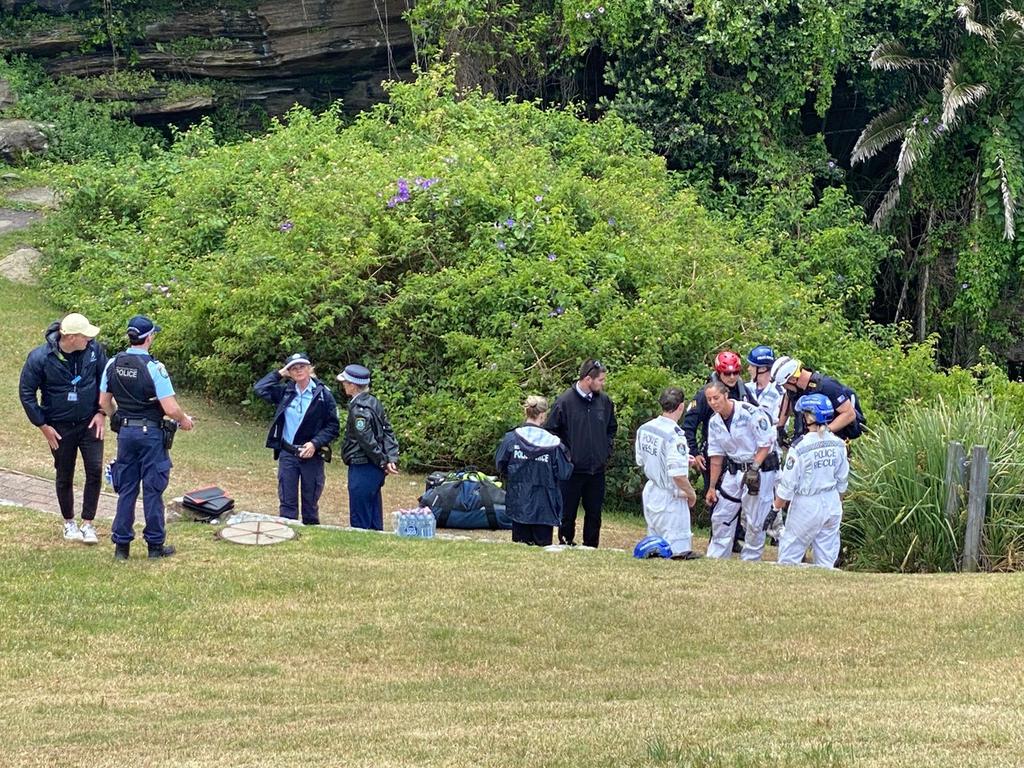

{"left": 392, "top": 507, "right": 436, "bottom": 538}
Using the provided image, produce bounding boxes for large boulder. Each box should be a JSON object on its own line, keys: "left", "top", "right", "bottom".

{"left": 0, "top": 120, "right": 49, "bottom": 164}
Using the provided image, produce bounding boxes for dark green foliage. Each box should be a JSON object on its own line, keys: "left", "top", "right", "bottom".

{"left": 37, "top": 71, "right": 1020, "bottom": 498}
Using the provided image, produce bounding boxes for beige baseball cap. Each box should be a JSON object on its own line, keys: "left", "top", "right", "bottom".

{"left": 59, "top": 313, "right": 100, "bottom": 338}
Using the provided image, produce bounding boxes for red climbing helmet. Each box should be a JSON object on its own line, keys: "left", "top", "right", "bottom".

{"left": 714, "top": 351, "right": 742, "bottom": 375}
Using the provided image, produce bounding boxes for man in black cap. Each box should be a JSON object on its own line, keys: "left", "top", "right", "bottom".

{"left": 254, "top": 353, "right": 340, "bottom": 525}
{"left": 337, "top": 364, "right": 399, "bottom": 530}
{"left": 19, "top": 312, "right": 108, "bottom": 544}
{"left": 99, "top": 315, "right": 193, "bottom": 560}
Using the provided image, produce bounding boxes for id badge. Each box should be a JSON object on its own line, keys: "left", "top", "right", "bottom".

{"left": 67, "top": 391, "right": 78, "bottom": 402}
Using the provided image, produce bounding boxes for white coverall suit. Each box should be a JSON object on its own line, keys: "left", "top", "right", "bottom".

{"left": 746, "top": 379, "right": 786, "bottom": 541}
{"left": 635, "top": 415, "right": 693, "bottom": 555}
{"left": 776, "top": 430, "right": 849, "bottom": 567}
{"left": 707, "top": 400, "right": 777, "bottom": 560}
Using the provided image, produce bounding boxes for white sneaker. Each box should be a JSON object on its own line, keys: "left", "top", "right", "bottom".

{"left": 80, "top": 522, "right": 98, "bottom": 545}
{"left": 63, "top": 520, "right": 84, "bottom": 542}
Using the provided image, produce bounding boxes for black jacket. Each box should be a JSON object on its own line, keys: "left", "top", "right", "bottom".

{"left": 682, "top": 373, "right": 757, "bottom": 457}
{"left": 342, "top": 391, "right": 399, "bottom": 468}
{"left": 544, "top": 385, "right": 617, "bottom": 474}
{"left": 253, "top": 372, "right": 341, "bottom": 459}
{"left": 19, "top": 322, "right": 107, "bottom": 426}
{"left": 495, "top": 424, "right": 574, "bottom": 526}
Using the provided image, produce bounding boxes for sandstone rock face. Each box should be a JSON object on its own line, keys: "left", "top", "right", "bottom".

{"left": 1, "top": 1, "right": 415, "bottom": 115}
{"left": 0, "top": 120, "right": 49, "bottom": 164}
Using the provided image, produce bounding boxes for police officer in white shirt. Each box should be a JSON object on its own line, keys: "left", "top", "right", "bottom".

{"left": 704, "top": 381, "right": 779, "bottom": 560}
{"left": 634, "top": 387, "right": 700, "bottom": 560}
{"left": 767, "top": 393, "right": 850, "bottom": 568}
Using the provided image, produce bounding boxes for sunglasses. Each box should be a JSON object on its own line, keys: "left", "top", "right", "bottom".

{"left": 584, "top": 360, "right": 607, "bottom": 378}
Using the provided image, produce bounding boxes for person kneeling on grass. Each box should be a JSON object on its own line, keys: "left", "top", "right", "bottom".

{"left": 765, "top": 393, "right": 850, "bottom": 568}
{"left": 634, "top": 387, "right": 700, "bottom": 560}
{"left": 495, "top": 395, "right": 573, "bottom": 546}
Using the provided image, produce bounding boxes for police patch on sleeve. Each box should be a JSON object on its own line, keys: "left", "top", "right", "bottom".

{"left": 785, "top": 456, "right": 796, "bottom": 470}
{"left": 355, "top": 417, "right": 367, "bottom": 432}
{"left": 155, "top": 362, "right": 170, "bottom": 379}
{"left": 758, "top": 418, "right": 768, "bottom": 431}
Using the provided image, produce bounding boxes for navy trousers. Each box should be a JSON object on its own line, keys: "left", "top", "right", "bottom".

{"left": 278, "top": 452, "right": 325, "bottom": 525}
{"left": 111, "top": 425, "right": 170, "bottom": 545}
{"left": 559, "top": 471, "right": 605, "bottom": 548}
{"left": 348, "top": 463, "right": 385, "bottom": 530}
{"left": 50, "top": 418, "right": 104, "bottom": 521}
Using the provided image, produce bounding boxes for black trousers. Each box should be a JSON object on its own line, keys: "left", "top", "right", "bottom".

{"left": 511, "top": 522, "right": 553, "bottom": 546}
{"left": 559, "top": 471, "right": 605, "bottom": 547}
{"left": 50, "top": 419, "right": 104, "bottom": 521}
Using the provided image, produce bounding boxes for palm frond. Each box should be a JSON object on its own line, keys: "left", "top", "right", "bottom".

{"left": 957, "top": 3, "right": 997, "bottom": 43}
{"left": 872, "top": 181, "right": 902, "bottom": 229}
{"left": 996, "top": 157, "right": 1017, "bottom": 240}
{"left": 896, "top": 121, "right": 934, "bottom": 185}
{"left": 868, "top": 41, "right": 932, "bottom": 71}
{"left": 852, "top": 105, "right": 912, "bottom": 165}
{"left": 998, "top": 8, "right": 1024, "bottom": 32}
{"left": 941, "top": 64, "right": 989, "bottom": 128}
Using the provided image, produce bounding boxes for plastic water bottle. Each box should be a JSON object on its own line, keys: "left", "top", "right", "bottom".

{"left": 421, "top": 507, "right": 436, "bottom": 538}
{"left": 391, "top": 510, "right": 401, "bottom": 533}
{"left": 400, "top": 510, "right": 418, "bottom": 538}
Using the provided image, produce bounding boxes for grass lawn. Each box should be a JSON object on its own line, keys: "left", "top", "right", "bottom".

{"left": 2, "top": 506, "right": 1023, "bottom": 768}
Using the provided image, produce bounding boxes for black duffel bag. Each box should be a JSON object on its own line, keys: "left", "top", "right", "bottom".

{"left": 419, "top": 468, "right": 511, "bottom": 531}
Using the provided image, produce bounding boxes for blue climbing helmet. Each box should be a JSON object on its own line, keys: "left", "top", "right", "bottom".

{"left": 746, "top": 345, "right": 775, "bottom": 369}
{"left": 794, "top": 393, "right": 834, "bottom": 424}
{"left": 633, "top": 535, "right": 673, "bottom": 559}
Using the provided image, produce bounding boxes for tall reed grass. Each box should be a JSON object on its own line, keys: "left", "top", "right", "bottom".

{"left": 843, "top": 397, "right": 1024, "bottom": 572}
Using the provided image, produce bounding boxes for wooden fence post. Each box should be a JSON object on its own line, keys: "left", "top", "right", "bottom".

{"left": 962, "top": 444, "right": 990, "bottom": 573}
{"left": 944, "top": 441, "right": 966, "bottom": 527}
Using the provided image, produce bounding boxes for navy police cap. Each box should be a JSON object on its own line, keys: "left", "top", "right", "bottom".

{"left": 126, "top": 315, "right": 161, "bottom": 340}
{"left": 337, "top": 364, "right": 371, "bottom": 387}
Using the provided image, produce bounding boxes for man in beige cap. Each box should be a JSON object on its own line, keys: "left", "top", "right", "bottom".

{"left": 19, "top": 313, "right": 108, "bottom": 543}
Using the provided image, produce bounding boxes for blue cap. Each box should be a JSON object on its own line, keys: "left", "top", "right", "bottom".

{"left": 283, "top": 353, "right": 311, "bottom": 370}
{"left": 126, "top": 315, "right": 160, "bottom": 341}
{"left": 337, "top": 364, "right": 371, "bottom": 387}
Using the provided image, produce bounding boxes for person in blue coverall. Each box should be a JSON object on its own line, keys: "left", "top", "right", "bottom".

{"left": 254, "top": 353, "right": 340, "bottom": 526}
{"left": 99, "top": 315, "right": 193, "bottom": 560}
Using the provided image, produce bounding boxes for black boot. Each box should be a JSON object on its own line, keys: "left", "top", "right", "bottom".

{"left": 114, "top": 543, "right": 130, "bottom": 561}
{"left": 147, "top": 543, "right": 176, "bottom": 559}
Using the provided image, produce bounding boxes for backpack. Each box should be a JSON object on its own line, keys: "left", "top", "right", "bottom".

{"left": 419, "top": 468, "right": 511, "bottom": 530}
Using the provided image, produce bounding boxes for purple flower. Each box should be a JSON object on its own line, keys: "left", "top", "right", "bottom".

{"left": 608, "top": 217, "right": 617, "bottom": 226}
{"left": 961, "top": 281, "right": 970, "bottom": 290}
{"left": 505, "top": 218, "right": 516, "bottom": 228}
{"left": 922, "top": 116, "right": 930, "bottom": 125}
{"left": 278, "top": 220, "right": 294, "bottom": 232}
{"left": 497, "top": 240, "right": 506, "bottom": 250}
{"left": 535, "top": 195, "right": 544, "bottom": 203}
{"left": 548, "top": 306, "right": 565, "bottom": 317}
{"left": 386, "top": 198, "right": 397, "bottom": 208}
{"left": 397, "top": 178, "right": 410, "bottom": 195}
{"left": 547, "top": 252, "right": 557, "bottom": 261}
{"left": 937, "top": 123, "right": 947, "bottom": 134}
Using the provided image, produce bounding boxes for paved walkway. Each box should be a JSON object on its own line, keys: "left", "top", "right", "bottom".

{"left": 0, "top": 467, "right": 137, "bottom": 520}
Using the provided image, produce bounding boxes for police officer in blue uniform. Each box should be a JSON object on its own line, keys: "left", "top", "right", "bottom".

{"left": 99, "top": 316, "right": 193, "bottom": 560}
{"left": 337, "top": 364, "right": 399, "bottom": 530}
{"left": 770, "top": 356, "right": 866, "bottom": 442}
{"left": 254, "top": 353, "right": 340, "bottom": 525}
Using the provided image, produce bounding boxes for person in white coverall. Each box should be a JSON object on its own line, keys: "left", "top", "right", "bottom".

{"left": 767, "top": 393, "right": 850, "bottom": 568}
{"left": 704, "top": 381, "right": 779, "bottom": 560}
{"left": 634, "top": 387, "right": 700, "bottom": 560}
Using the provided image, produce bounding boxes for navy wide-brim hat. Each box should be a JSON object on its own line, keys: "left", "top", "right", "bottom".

{"left": 337, "top": 364, "right": 371, "bottom": 386}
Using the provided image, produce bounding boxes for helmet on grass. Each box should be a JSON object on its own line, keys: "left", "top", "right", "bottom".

{"left": 633, "top": 536, "right": 673, "bottom": 559}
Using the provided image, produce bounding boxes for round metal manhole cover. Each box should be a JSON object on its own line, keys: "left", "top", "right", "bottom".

{"left": 218, "top": 520, "right": 297, "bottom": 546}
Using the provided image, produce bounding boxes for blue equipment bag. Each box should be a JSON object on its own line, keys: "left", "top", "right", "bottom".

{"left": 419, "top": 468, "right": 512, "bottom": 530}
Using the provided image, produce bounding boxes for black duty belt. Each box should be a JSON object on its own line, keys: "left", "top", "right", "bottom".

{"left": 121, "top": 417, "right": 162, "bottom": 428}
{"left": 724, "top": 453, "right": 780, "bottom": 474}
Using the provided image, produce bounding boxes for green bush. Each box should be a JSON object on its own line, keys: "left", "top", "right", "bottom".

{"left": 843, "top": 397, "right": 1024, "bottom": 572}
{"left": 36, "top": 69, "right": 1024, "bottom": 498}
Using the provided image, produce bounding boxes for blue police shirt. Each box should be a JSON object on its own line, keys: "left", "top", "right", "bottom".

{"left": 100, "top": 348, "right": 176, "bottom": 400}
{"left": 282, "top": 381, "right": 314, "bottom": 445}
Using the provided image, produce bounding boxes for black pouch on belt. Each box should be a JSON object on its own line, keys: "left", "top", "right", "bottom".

{"left": 161, "top": 419, "right": 178, "bottom": 450}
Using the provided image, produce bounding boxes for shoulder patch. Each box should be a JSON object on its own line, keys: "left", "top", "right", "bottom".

{"left": 355, "top": 417, "right": 367, "bottom": 432}
{"left": 155, "top": 362, "right": 170, "bottom": 379}
{"left": 785, "top": 456, "right": 796, "bottom": 470}
{"left": 758, "top": 417, "right": 769, "bottom": 431}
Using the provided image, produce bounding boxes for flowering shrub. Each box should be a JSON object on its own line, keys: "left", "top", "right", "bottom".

{"left": 38, "top": 69, "right": 1021, "bottom": 497}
